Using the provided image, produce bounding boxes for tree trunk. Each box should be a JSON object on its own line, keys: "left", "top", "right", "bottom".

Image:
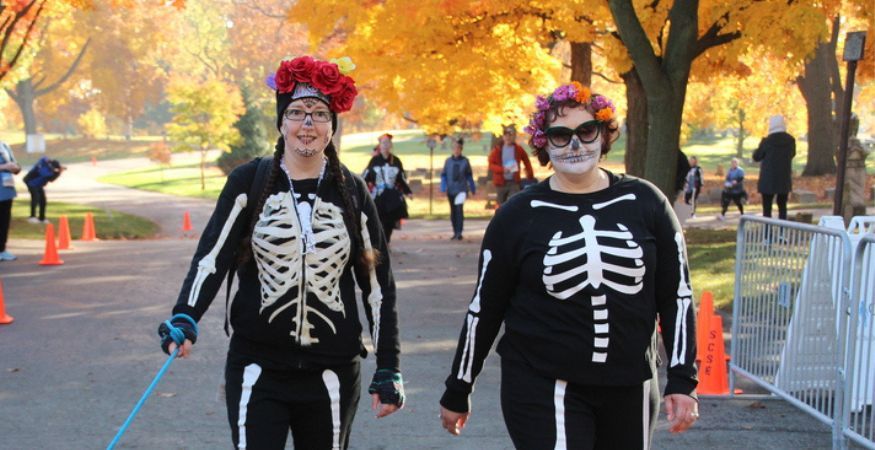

{"left": 797, "top": 39, "right": 837, "bottom": 176}
{"left": 570, "top": 42, "right": 592, "bottom": 86}
{"left": 200, "top": 147, "right": 207, "bottom": 191}
{"left": 622, "top": 69, "right": 647, "bottom": 177}
{"left": 736, "top": 107, "right": 746, "bottom": 159}
{"left": 644, "top": 87, "right": 686, "bottom": 197}
{"left": 8, "top": 78, "right": 38, "bottom": 138}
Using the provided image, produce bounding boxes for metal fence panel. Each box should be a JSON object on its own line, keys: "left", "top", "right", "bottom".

{"left": 730, "top": 216, "right": 853, "bottom": 448}
{"left": 843, "top": 235, "right": 875, "bottom": 449}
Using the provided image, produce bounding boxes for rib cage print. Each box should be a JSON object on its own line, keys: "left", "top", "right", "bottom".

{"left": 251, "top": 191, "right": 351, "bottom": 346}
{"left": 541, "top": 215, "right": 645, "bottom": 299}
{"left": 534, "top": 194, "right": 644, "bottom": 364}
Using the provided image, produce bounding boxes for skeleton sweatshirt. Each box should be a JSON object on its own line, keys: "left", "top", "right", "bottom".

{"left": 441, "top": 171, "right": 698, "bottom": 412}
{"left": 172, "top": 158, "right": 400, "bottom": 371}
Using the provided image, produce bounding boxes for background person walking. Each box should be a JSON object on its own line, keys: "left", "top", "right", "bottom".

{"left": 488, "top": 125, "right": 534, "bottom": 207}
{"left": 440, "top": 137, "right": 476, "bottom": 240}
{"left": 718, "top": 157, "right": 747, "bottom": 220}
{"left": 753, "top": 114, "right": 795, "bottom": 220}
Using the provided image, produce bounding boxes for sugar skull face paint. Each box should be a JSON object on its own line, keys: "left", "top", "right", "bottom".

{"left": 282, "top": 99, "right": 333, "bottom": 158}
{"left": 546, "top": 106, "right": 601, "bottom": 176}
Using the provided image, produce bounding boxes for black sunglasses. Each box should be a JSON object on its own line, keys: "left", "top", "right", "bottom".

{"left": 544, "top": 120, "right": 601, "bottom": 147}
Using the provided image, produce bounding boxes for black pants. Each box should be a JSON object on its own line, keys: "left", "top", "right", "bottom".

{"left": 225, "top": 353, "right": 361, "bottom": 450}
{"left": 27, "top": 184, "right": 46, "bottom": 220}
{"left": 501, "top": 358, "right": 659, "bottom": 450}
{"left": 0, "top": 200, "right": 12, "bottom": 252}
{"left": 381, "top": 218, "right": 394, "bottom": 243}
{"left": 684, "top": 189, "right": 700, "bottom": 215}
{"left": 721, "top": 191, "right": 746, "bottom": 216}
{"left": 761, "top": 193, "right": 788, "bottom": 220}
{"left": 448, "top": 194, "right": 464, "bottom": 237}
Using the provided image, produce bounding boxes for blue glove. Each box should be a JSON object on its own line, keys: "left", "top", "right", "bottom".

{"left": 157, "top": 314, "right": 198, "bottom": 355}
{"left": 368, "top": 369, "right": 405, "bottom": 408}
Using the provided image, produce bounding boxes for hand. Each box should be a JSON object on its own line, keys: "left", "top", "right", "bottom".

{"left": 664, "top": 394, "right": 698, "bottom": 433}
{"left": 371, "top": 394, "right": 400, "bottom": 418}
{"left": 406, "top": 193, "right": 413, "bottom": 200}
{"left": 440, "top": 406, "right": 470, "bottom": 436}
{"left": 167, "top": 339, "right": 193, "bottom": 358}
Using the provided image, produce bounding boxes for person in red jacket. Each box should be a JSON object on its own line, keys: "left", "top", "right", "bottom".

{"left": 488, "top": 125, "right": 534, "bottom": 206}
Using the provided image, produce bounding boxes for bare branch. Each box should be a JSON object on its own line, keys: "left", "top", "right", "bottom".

{"left": 34, "top": 38, "right": 92, "bottom": 97}
{"left": 593, "top": 71, "right": 622, "bottom": 84}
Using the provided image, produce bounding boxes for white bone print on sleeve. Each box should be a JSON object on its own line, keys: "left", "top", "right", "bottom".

{"left": 670, "top": 231, "right": 692, "bottom": 367}
{"left": 188, "top": 193, "right": 248, "bottom": 307}
{"left": 457, "top": 249, "right": 492, "bottom": 382}
{"left": 360, "top": 212, "right": 383, "bottom": 349}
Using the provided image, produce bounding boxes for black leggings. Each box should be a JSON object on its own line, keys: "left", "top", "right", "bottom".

{"left": 0, "top": 200, "right": 11, "bottom": 252}
{"left": 28, "top": 184, "right": 46, "bottom": 220}
{"left": 761, "top": 193, "right": 788, "bottom": 220}
{"left": 501, "top": 358, "right": 659, "bottom": 450}
{"left": 225, "top": 353, "right": 361, "bottom": 450}
{"left": 721, "top": 191, "right": 746, "bottom": 216}
{"left": 382, "top": 218, "right": 394, "bottom": 243}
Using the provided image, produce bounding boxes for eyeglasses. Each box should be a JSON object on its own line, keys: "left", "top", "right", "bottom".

{"left": 283, "top": 108, "right": 332, "bottom": 123}
{"left": 545, "top": 120, "right": 601, "bottom": 147}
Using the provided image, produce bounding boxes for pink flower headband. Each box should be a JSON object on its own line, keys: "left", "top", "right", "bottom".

{"left": 524, "top": 82, "right": 616, "bottom": 149}
{"left": 266, "top": 56, "right": 358, "bottom": 113}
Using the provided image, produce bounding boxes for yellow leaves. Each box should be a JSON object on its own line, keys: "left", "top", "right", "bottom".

{"left": 165, "top": 77, "right": 244, "bottom": 151}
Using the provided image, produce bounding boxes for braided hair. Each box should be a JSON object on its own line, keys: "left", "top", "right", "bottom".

{"left": 239, "top": 117, "right": 378, "bottom": 272}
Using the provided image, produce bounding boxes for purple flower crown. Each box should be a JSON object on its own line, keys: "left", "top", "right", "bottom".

{"left": 524, "top": 82, "right": 616, "bottom": 149}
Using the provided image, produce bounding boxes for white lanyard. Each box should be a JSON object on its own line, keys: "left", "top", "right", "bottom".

{"left": 280, "top": 157, "right": 327, "bottom": 254}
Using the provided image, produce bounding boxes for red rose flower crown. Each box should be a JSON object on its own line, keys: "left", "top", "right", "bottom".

{"left": 266, "top": 56, "right": 358, "bottom": 113}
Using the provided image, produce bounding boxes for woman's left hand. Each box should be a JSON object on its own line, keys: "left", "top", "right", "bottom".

{"left": 664, "top": 393, "right": 699, "bottom": 433}
{"left": 371, "top": 393, "right": 400, "bottom": 418}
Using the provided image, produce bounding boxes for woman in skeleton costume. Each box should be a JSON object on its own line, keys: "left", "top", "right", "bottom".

{"left": 158, "top": 56, "right": 404, "bottom": 450}
{"left": 439, "top": 83, "right": 698, "bottom": 449}
{"left": 362, "top": 134, "right": 412, "bottom": 243}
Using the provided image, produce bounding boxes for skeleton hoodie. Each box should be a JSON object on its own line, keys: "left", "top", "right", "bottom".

{"left": 172, "top": 158, "right": 400, "bottom": 371}
{"left": 441, "top": 171, "right": 697, "bottom": 412}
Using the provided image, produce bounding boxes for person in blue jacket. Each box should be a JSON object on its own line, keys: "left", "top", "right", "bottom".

{"left": 440, "top": 137, "right": 476, "bottom": 240}
{"left": 0, "top": 141, "right": 22, "bottom": 261}
{"left": 23, "top": 156, "right": 63, "bottom": 224}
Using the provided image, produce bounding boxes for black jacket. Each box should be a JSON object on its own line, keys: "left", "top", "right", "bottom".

{"left": 172, "top": 158, "right": 400, "bottom": 371}
{"left": 441, "top": 172, "right": 698, "bottom": 412}
{"left": 753, "top": 132, "right": 795, "bottom": 195}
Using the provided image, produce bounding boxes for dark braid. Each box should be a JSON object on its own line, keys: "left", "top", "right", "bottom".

{"left": 238, "top": 137, "right": 284, "bottom": 263}
{"left": 325, "top": 142, "right": 379, "bottom": 271}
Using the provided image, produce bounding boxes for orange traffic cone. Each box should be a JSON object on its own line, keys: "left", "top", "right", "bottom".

{"left": 697, "top": 314, "right": 730, "bottom": 395}
{"left": 39, "top": 223, "right": 64, "bottom": 266}
{"left": 81, "top": 213, "right": 97, "bottom": 241}
{"left": 182, "top": 211, "right": 193, "bottom": 232}
{"left": 0, "top": 280, "right": 13, "bottom": 325}
{"left": 91, "top": 155, "right": 97, "bottom": 166}
{"left": 57, "top": 215, "right": 73, "bottom": 250}
{"left": 696, "top": 291, "right": 714, "bottom": 358}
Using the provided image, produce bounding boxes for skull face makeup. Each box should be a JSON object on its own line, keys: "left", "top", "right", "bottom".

{"left": 547, "top": 106, "right": 602, "bottom": 176}
{"left": 282, "top": 98, "right": 334, "bottom": 158}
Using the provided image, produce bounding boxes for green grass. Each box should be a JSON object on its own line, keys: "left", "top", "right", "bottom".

{"left": 685, "top": 228, "right": 737, "bottom": 312}
{"left": 9, "top": 200, "right": 159, "bottom": 240}
{"left": 99, "top": 162, "right": 228, "bottom": 200}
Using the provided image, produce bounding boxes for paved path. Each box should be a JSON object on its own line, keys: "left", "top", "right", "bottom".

{"left": 0, "top": 158, "right": 856, "bottom": 449}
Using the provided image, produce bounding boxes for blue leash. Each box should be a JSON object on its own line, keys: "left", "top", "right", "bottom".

{"left": 106, "top": 348, "right": 179, "bottom": 450}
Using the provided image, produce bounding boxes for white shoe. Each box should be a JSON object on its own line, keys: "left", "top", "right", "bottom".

{"left": 27, "top": 217, "right": 39, "bottom": 224}
{"left": 716, "top": 214, "right": 725, "bottom": 221}
{"left": 39, "top": 219, "right": 50, "bottom": 224}
{"left": 0, "top": 251, "right": 16, "bottom": 261}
